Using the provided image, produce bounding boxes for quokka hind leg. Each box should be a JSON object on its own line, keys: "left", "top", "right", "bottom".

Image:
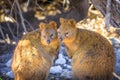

{"left": 89, "top": 74, "right": 113, "bottom": 80}
{"left": 72, "top": 74, "right": 113, "bottom": 80}
{"left": 14, "top": 73, "right": 25, "bottom": 80}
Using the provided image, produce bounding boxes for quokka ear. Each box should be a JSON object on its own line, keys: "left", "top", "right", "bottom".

{"left": 60, "top": 18, "right": 66, "bottom": 24}
{"left": 39, "top": 22, "right": 46, "bottom": 30}
{"left": 68, "top": 19, "right": 76, "bottom": 27}
{"left": 49, "top": 21, "right": 57, "bottom": 30}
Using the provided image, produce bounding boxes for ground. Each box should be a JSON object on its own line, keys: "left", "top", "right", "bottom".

{"left": 0, "top": 1, "right": 120, "bottom": 80}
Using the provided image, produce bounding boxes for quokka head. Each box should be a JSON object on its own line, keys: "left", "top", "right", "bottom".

{"left": 57, "top": 18, "right": 77, "bottom": 43}
{"left": 39, "top": 21, "right": 58, "bottom": 45}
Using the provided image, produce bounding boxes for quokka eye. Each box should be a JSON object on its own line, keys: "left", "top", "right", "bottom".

{"left": 50, "top": 34, "right": 54, "bottom": 38}
{"left": 65, "top": 32, "right": 69, "bottom": 37}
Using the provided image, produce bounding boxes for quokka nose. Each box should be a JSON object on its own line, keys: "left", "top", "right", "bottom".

{"left": 46, "top": 40, "right": 50, "bottom": 44}
{"left": 59, "top": 37, "right": 63, "bottom": 41}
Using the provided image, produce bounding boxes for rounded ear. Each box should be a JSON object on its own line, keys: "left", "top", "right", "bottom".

{"left": 60, "top": 18, "right": 66, "bottom": 24}
{"left": 49, "top": 21, "right": 57, "bottom": 30}
{"left": 68, "top": 19, "right": 76, "bottom": 26}
{"left": 39, "top": 22, "right": 46, "bottom": 30}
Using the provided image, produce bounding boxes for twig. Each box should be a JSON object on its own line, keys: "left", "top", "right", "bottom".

{"left": 14, "top": 7, "right": 20, "bottom": 39}
{"left": 24, "top": 19, "right": 34, "bottom": 30}
{"left": 26, "top": 0, "right": 30, "bottom": 9}
{"left": 105, "top": 0, "right": 111, "bottom": 31}
{"left": 0, "top": 25, "right": 6, "bottom": 40}
{"left": 6, "top": 22, "right": 16, "bottom": 39}
{"left": 7, "top": 0, "right": 16, "bottom": 15}
{"left": 35, "top": 0, "right": 45, "bottom": 11}
{"left": 113, "top": 72, "right": 120, "bottom": 80}
{"left": 15, "top": 0, "right": 27, "bottom": 33}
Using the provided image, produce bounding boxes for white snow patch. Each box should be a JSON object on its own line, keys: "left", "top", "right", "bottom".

{"left": 50, "top": 66, "right": 63, "bottom": 74}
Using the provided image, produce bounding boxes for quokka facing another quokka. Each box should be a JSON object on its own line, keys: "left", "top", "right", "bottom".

{"left": 57, "top": 18, "right": 116, "bottom": 80}
{"left": 11, "top": 21, "right": 60, "bottom": 80}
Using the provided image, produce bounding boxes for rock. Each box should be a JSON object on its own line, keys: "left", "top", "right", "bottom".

{"left": 114, "top": 43, "right": 120, "bottom": 75}
{"left": 6, "top": 71, "right": 14, "bottom": 78}
{"left": 0, "top": 67, "right": 11, "bottom": 74}
{"left": 63, "top": 64, "right": 67, "bottom": 68}
{"left": 66, "top": 65, "right": 72, "bottom": 69}
{"left": 0, "top": 63, "right": 6, "bottom": 68}
{"left": 68, "top": 59, "right": 72, "bottom": 62}
{"left": 50, "top": 66, "right": 63, "bottom": 74}
{"left": 55, "top": 57, "right": 66, "bottom": 65}
{"left": 58, "top": 53, "right": 64, "bottom": 58}
{"left": 115, "top": 62, "right": 120, "bottom": 74}
{"left": 64, "top": 56, "right": 69, "bottom": 60}
{"left": 5, "top": 59, "right": 12, "bottom": 67}
{"left": 115, "top": 49, "right": 120, "bottom": 62}
{"left": 0, "top": 53, "right": 12, "bottom": 63}
{"left": 109, "top": 37, "right": 120, "bottom": 45}
{"left": 60, "top": 69, "right": 72, "bottom": 79}
{"left": 55, "top": 52, "right": 66, "bottom": 65}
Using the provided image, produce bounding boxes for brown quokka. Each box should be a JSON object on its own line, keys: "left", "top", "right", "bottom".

{"left": 57, "top": 18, "right": 116, "bottom": 80}
{"left": 11, "top": 21, "right": 60, "bottom": 80}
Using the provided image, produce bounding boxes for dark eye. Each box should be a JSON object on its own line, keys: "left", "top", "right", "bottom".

{"left": 50, "top": 34, "right": 54, "bottom": 38}
{"left": 65, "top": 32, "right": 69, "bottom": 37}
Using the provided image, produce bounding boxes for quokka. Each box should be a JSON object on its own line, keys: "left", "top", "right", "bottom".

{"left": 57, "top": 18, "right": 116, "bottom": 80}
{"left": 11, "top": 21, "right": 60, "bottom": 80}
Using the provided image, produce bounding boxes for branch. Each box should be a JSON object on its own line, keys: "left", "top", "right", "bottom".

{"left": 24, "top": 19, "right": 34, "bottom": 30}
{"left": 7, "top": 0, "right": 16, "bottom": 15}
{"left": 105, "top": 0, "right": 111, "bottom": 31}
{"left": 35, "top": 0, "right": 45, "bottom": 11}
{"left": 113, "top": 72, "right": 120, "bottom": 80}
{"left": 26, "top": 0, "right": 30, "bottom": 9}
{"left": 15, "top": 0, "right": 27, "bottom": 33}
{"left": 0, "top": 25, "right": 6, "bottom": 40}
{"left": 6, "top": 23, "right": 16, "bottom": 39}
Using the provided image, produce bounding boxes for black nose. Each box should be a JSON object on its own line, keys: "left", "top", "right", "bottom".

{"left": 46, "top": 40, "right": 50, "bottom": 44}
{"left": 59, "top": 37, "right": 63, "bottom": 41}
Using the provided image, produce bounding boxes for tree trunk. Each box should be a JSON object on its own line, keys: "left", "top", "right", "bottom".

{"left": 64, "top": 0, "right": 89, "bottom": 22}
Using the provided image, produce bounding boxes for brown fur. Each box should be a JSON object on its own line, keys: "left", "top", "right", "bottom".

{"left": 58, "top": 18, "right": 116, "bottom": 80}
{"left": 11, "top": 21, "right": 59, "bottom": 80}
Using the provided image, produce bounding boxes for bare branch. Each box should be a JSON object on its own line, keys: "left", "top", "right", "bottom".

{"left": 15, "top": 0, "right": 27, "bottom": 33}
{"left": 0, "top": 25, "right": 6, "bottom": 40}
{"left": 24, "top": 19, "right": 34, "bottom": 30}
{"left": 7, "top": 0, "right": 16, "bottom": 16}
{"left": 26, "top": 0, "right": 30, "bottom": 9}
{"left": 113, "top": 72, "right": 120, "bottom": 80}
{"left": 6, "top": 22, "right": 16, "bottom": 39}
{"left": 105, "top": 0, "right": 111, "bottom": 31}
{"left": 35, "top": 0, "right": 45, "bottom": 11}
